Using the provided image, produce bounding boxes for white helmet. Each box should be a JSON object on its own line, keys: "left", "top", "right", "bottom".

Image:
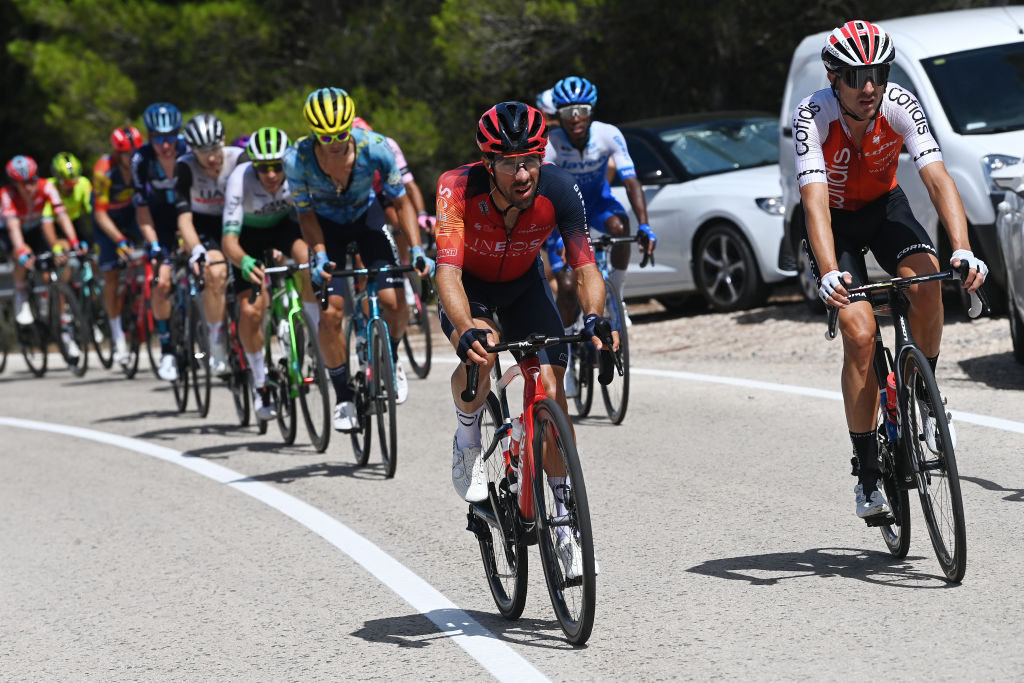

{"left": 535, "top": 89, "right": 557, "bottom": 116}
{"left": 821, "top": 20, "right": 895, "bottom": 72}
{"left": 183, "top": 113, "right": 224, "bottom": 149}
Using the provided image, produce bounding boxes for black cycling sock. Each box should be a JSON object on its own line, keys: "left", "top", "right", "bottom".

{"left": 850, "top": 430, "right": 880, "bottom": 493}
{"left": 328, "top": 363, "right": 351, "bottom": 402}
{"left": 390, "top": 336, "right": 400, "bottom": 361}
{"left": 914, "top": 354, "right": 939, "bottom": 404}
{"left": 156, "top": 318, "right": 171, "bottom": 354}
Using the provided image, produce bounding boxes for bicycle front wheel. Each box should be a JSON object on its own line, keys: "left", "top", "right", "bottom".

{"left": 18, "top": 292, "right": 47, "bottom": 377}
{"left": 600, "top": 281, "right": 629, "bottom": 424}
{"left": 170, "top": 305, "right": 189, "bottom": 413}
{"left": 84, "top": 281, "right": 114, "bottom": 369}
{"left": 121, "top": 288, "right": 141, "bottom": 378}
{"left": 901, "top": 348, "right": 966, "bottom": 582}
{"left": 296, "top": 310, "right": 330, "bottom": 452}
{"left": 189, "top": 299, "right": 212, "bottom": 418}
{"left": 569, "top": 339, "right": 594, "bottom": 417}
{"left": 877, "top": 420, "right": 911, "bottom": 559}
{"left": 401, "top": 275, "right": 432, "bottom": 379}
{"left": 0, "top": 301, "right": 10, "bottom": 373}
{"left": 52, "top": 282, "right": 89, "bottom": 377}
{"left": 532, "top": 397, "right": 596, "bottom": 645}
{"left": 474, "top": 392, "right": 528, "bottom": 619}
{"left": 370, "top": 319, "right": 398, "bottom": 478}
{"left": 266, "top": 325, "right": 297, "bottom": 444}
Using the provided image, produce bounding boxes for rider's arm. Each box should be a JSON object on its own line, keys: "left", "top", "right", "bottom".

{"left": 135, "top": 204, "right": 159, "bottom": 245}
{"left": 40, "top": 218, "right": 60, "bottom": 250}
{"left": 621, "top": 176, "right": 650, "bottom": 227}
{"left": 130, "top": 150, "right": 159, "bottom": 245}
{"left": 920, "top": 161, "right": 970, "bottom": 253}
{"left": 42, "top": 180, "right": 77, "bottom": 245}
{"left": 55, "top": 212, "right": 78, "bottom": 245}
{"left": 392, "top": 192, "right": 423, "bottom": 251}
{"left": 436, "top": 266, "right": 474, "bottom": 338}
{"left": 174, "top": 161, "right": 202, "bottom": 252}
{"left": 297, "top": 211, "right": 326, "bottom": 256}
{"left": 93, "top": 208, "right": 123, "bottom": 242}
{"left": 5, "top": 216, "right": 27, "bottom": 255}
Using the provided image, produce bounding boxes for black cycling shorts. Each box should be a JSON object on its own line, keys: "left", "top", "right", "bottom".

{"left": 232, "top": 218, "right": 304, "bottom": 293}
{"left": 319, "top": 200, "right": 403, "bottom": 296}
{"left": 804, "top": 186, "right": 936, "bottom": 302}
{"left": 438, "top": 257, "right": 568, "bottom": 368}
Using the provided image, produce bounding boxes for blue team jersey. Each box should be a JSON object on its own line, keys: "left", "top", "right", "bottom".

{"left": 283, "top": 128, "right": 405, "bottom": 225}
{"left": 544, "top": 120, "right": 637, "bottom": 207}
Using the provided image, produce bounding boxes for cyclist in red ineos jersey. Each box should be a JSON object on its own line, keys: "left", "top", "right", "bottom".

{"left": 435, "top": 101, "right": 614, "bottom": 506}
{"left": 794, "top": 20, "right": 987, "bottom": 520}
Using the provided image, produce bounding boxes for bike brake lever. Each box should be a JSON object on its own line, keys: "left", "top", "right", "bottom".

{"left": 462, "top": 362, "right": 479, "bottom": 403}
{"left": 957, "top": 263, "right": 990, "bottom": 318}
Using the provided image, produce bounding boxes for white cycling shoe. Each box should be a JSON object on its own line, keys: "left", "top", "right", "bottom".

{"left": 333, "top": 400, "right": 358, "bottom": 432}
{"left": 394, "top": 359, "right": 409, "bottom": 404}
{"left": 855, "top": 483, "right": 891, "bottom": 519}
{"left": 452, "top": 437, "right": 487, "bottom": 502}
{"left": 113, "top": 336, "right": 130, "bottom": 367}
{"left": 919, "top": 398, "right": 957, "bottom": 454}
{"left": 14, "top": 299, "right": 34, "bottom": 326}
{"left": 157, "top": 353, "right": 178, "bottom": 382}
{"left": 556, "top": 535, "right": 600, "bottom": 580}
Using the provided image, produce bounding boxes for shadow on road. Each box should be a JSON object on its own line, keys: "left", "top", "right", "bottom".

{"left": 93, "top": 408, "right": 182, "bottom": 423}
{"left": 687, "top": 546, "right": 954, "bottom": 587}
{"left": 228, "top": 459, "right": 382, "bottom": 482}
{"left": 351, "top": 608, "right": 577, "bottom": 651}
{"left": 132, "top": 422, "right": 251, "bottom": 441}
{"left": 955, "top": 352, "right": 1024, "bottom": 390}
{"left": 960, "top": 475, "right": 1024, "bottom": 502}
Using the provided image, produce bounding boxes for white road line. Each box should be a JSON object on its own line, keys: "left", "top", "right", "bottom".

{"left": 0, "top": 416, "right": 550, "bottom": 683}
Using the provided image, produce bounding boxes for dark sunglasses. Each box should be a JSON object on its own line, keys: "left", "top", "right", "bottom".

{"left": 151, "top": 133, "right": 179, "bottom": 145}
{"left": 316, "top": 130, "right": 351, "bottom": 144}
{"left": 839, "top": 64, "right": 890, "bottom": 90}
{"left": 254, "top": 161, "right": 283, "bottom": 174}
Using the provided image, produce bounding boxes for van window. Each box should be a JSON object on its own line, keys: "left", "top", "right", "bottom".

{"left": 922, "top": 41, "right": 1024, "bottom": 134}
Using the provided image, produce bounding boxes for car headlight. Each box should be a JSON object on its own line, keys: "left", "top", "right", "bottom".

{"left": 982, "top": 154, "right": 1021, "bottom": 193}
{"left": 755, "top": 196, "right": 785, "bottom": 216}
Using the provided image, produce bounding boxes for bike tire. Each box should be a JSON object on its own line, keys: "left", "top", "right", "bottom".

{"left": 272, "top": 357, "right": 297, "bottom": 444}
{"left": 570, "top": 340, "right": 594, "bottom": 417}
{"left": 121, "top": 288, "right": 141, "bottom": 379}
{"left": 146, "top": 308, "right": 161, "bottom": 380}
{"left": 531, "top": 397, "right": 596, "bottom": 645}
{"left": 901, "top": 348, "right": 967, "bottom": 582}
{"left": 170, "top": 304, "right": 189, "bottom": 413}
{"left": 226, "top": 317, "right": 250, "bottom": 426}
{"left": 0, "top": 301, "right": 10, "bottom": 373}
{"left": 877, "top": 420, "right": 911, "bottom": 559}
{"left": 600, "top": 281, "right": 629, "bottom": 424}
{"left": 189, "top": 298, "right": 212, "bottom": 418}
{"left": 371, "top": 318, "right": 398, "bottom": 478}
{"left": 18, "top": 289, "right": 47, "bottom": 377}
{"left": 345, "top": 317, "right": 372, "bottom": 465}
{"left": 474, "top": 391, "right": 528, "bottom": 619}
{"left": 52, "top": 282, "right": 89, "bottom": 377}
{"left": 401, "top": 275, "right": 432, "bottom": 379}
{"left": 292, "top": 310, "right": 329, "bottom": 452}
{"left": 84, "top": 281, "right": 114, "bottom": 369}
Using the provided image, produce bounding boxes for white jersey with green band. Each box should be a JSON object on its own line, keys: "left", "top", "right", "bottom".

{"left": 222, "top": 162, "right": 296, "bottom": 237}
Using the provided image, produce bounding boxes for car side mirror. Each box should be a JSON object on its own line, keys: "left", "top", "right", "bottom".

{"left": 639, "top": 169, "right": 673, "bottom": 185}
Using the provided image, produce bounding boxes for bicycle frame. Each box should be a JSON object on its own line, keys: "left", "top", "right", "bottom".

{"left": 264, "top": 265, "right": 308, "bottom": 397}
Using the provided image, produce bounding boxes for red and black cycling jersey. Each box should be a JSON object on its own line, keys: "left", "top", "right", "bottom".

{"left": 435, "top": 162, "right": 595, "bottom": 283}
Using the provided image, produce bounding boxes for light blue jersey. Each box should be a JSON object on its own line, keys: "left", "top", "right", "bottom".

{"left": 544, "top": 120, "right": 636, "bottom": 208}
{"left": 283, "top": 127, "right": 405, "bottom": 225}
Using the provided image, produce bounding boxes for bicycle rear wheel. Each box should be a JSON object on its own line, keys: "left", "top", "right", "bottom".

{"left": 901, "top": 348, "right": 966, "bottom": 582}
{"left": 170, "top": 305, "right": 189, "bottom": 413}
{"left": 877, "top": 421, "right": 911, "bottom": 558}
{"left": 226, "top": 318, "right": 250, "bottom": 426}
{"left": 121, "top": 288, "right": 141, "bottom": 378}
{"left": 189, "top": 299, "right": 211, "bottom": 418}
{"left": 0, "top": 301, "right": 10, "bottom": 373}
{"left": 266, "top": 325, "right": 297, "bottom": 444}
{"left": 371, "top": 319, "right": 398, "bottom": 478}
{"left": 18, "top": 291, "right": 47, "bottom": 377}
{"left": 532, "top": 397, "right": 596, "bottom": 645}
{"left": 473, "top": 392, "right": 528, "bottom": 619}
{"left": 600, "top": 281, "right": 629, "bottom": 424}
{"left": 569, "top": 339, "right": 594, "bottom": 417}
{"left": 296, "top": 310, "right": 330, "bottom": 452}
{"left": 401, "top": 275, "right": 432, "bottom": 379}
{"left": 52, "top": 282, "right": 89, "bottom": 377}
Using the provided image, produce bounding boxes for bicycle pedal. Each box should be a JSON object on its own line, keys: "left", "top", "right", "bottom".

{"left": 863, "top": 513, "right": 895, "bottom": 528}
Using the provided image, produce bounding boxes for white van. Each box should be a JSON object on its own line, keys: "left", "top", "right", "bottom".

{"left": 778, "top": 7, "right": 1024, "bottom": 307}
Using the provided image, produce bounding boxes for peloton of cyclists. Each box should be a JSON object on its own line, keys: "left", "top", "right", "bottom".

{"left": 174, "top": 113, "right": 248, "bottom": 377}
{"left": 221, "top": 126, "right": 317, "bottom": 420}
{"left": 131, "top": 101, "right": 189, "bottom": 382}
{"left": 795, "top": 20, "right": 987, "bottom": 519}
{"left": 94, "top": 125, "right": 145, "bottom": 368}
{"left": 435, "top": 101, "right": 614, "bottom": 577}
{"left": 283, "top": 87, "right": 433, "bottom": 432}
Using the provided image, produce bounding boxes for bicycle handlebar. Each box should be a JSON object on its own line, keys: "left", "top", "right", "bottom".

{"left": 460, "top": 320, "right": 620, "bottom": 403}
{"left": 590, "top": 232, "right": 653, "bottom": 268}
{"left": 317, "top": 258, "right": 431, "bottom": 310}
{"left": 824, "top": 265, "right": 990, "bottom": 340}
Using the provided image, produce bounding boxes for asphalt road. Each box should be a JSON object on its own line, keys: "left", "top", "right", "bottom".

{"left": 2, "top": 305, "right": 1023, "bottom": 681}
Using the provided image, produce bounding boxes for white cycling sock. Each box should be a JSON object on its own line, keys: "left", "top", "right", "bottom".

{"left": 109, "top": 315, "right": 123, "bottom": 341}
{"left": 208, "top": 321, "right": 224, "bottom": 350}
{"left": 455, "top": 405, "right": 484, "bottom": 450}
{"left": 246, "top": 350, "right": 266, "bottom": 387}
{"left": 303, "top": 301, "right": 321, "bottom": 330}
{"left": 548, "top": 476, "right": 570, "bottom": 544}
{"left": 608, "top": 268, "right": 627, "bottom": 305}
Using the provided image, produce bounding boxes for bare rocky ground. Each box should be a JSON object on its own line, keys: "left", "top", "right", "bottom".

{"left": 624, "top": 282, "right": 1022, "bottom": 390}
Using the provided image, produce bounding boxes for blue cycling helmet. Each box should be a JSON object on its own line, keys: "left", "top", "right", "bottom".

{"left": 143, "top": 102, "right": 182, "bottom": 133}
{"left": 551, "top": 76, "right": 597, "bottom": 107}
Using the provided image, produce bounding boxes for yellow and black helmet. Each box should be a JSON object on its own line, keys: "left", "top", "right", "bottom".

{"left": 303, "top": 87, "right": 356, "bottom": 135}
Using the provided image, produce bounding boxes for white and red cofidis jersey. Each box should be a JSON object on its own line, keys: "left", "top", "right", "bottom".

{"left": 0, "top": 178, "right": 65, "bottom": 231}
{"left": 792, "top": 83, "right": 942, "bottom": 211}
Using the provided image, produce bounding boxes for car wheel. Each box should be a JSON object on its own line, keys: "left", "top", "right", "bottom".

{"left": 1009, "top": 287, "right": 1024, "bottom": 364}
{"left": 694, "top": 222, "right": 767, "bottom": 312}
{"left": 796, "top": 242, "right": 825, "bottom": 313}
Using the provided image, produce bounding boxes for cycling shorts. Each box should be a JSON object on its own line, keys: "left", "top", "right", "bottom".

{"left": 438, "top": 256, "right": 568, "bottom": 367}
{"left": 23, "top": 227, "right": 50, "bottom": 255}
{"left": 587, "top": 194, "right": 628, "bottom": 234}
{"left": 320, "top": 200, "right": 403, "bottom": 297}
{"left": 232, "top": 218, "right": 304, "bottom": 293}
{"left": 805, "top": 186, "right": 936, "bottom": 303}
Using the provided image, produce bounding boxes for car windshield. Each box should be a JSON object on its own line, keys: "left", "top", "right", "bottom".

{"left": 658, "top": 117, "right": 778, "bottom": 176}
{"left": 922, "top": 42, "right": 1024, "bottom": 135}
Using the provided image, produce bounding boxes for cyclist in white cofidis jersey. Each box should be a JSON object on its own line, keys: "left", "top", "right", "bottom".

{"left": 794, "top": 20, "right": 987, "bottom": 520}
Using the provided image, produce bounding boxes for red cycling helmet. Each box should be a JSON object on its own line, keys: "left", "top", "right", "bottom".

{"left": 110, "top": 126, "right": 144, "bottom": 152}
{"left": 476, "top": 102, "right": 547, "bottom": 156}
{"left": 6, "top": 155, "right": 38, "bottom": 182}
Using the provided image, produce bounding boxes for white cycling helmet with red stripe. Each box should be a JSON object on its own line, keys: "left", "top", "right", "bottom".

{"left": 821, "top": 20, "right": 895, "bottom": 72}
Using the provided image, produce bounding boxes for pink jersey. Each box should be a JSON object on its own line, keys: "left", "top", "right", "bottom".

{"left": 1, "top": 178, "right": 65, "bottom": 231}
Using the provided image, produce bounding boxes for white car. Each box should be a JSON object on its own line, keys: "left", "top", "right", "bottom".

{"left": 991, "top": 162, "right": 1024, "bottom": 363}
{"left": 610, "top": 112, "right": 793, "bottom": 312}
{"left": 779, "top": 7, "right": 1024, "bottom": 310}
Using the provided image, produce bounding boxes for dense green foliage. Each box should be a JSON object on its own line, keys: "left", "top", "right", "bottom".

{"left": 0, "top": 0, "right": 1000, "bottom": 199}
